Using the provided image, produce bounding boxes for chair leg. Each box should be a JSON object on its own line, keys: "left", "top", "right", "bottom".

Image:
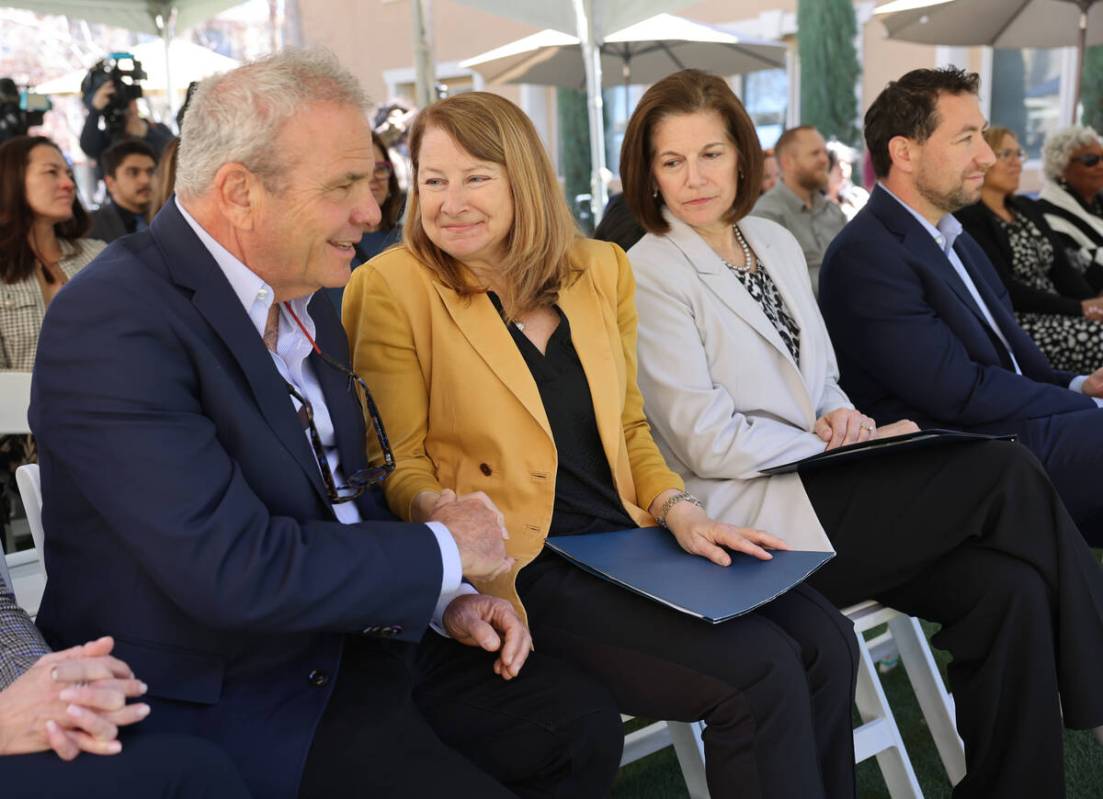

{"left": 853, "top": 627, "right": 923, "bottom": 799}
{"left": 667, "top": 721, "right": 710, "bottom": 799}
{"left": 888, "top": 614, "right": 966, "bottom": 786}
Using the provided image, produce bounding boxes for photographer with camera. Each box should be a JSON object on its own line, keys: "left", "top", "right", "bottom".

{"left": 79, "top": 56, "right": 172, "bottom": 172}
{"left": 0, "top": 79, "right": 50, "bottom": 145}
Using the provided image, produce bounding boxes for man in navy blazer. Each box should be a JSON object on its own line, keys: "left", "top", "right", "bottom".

{"left": 820, "top": 67, "right": 1103, "bottom": 547}
{"left": 29, "top": 50, "right": 621, "bottom": 799}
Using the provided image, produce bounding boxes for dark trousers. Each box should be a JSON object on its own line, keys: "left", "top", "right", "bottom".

{"left": 0, "top": 733, "right": 251, "bottom": 798}
{"left": 517, "top": 555, "right": 859, "bottom": 799}
{"left": 803, "top": 440, "right": 1103, "bottom": 799}
{"left": 1016, "top": 406, "right": 1103, "bottom": 547}
{"left": 298, "top": 633, "right": 623, "bottom": 799}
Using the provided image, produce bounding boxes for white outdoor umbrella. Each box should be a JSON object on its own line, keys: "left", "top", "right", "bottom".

{"left": 35, "top": 39, "right": 240, "bottom": 97}
{"left": 454, "top": 0, "right": 700, "bottom": 219}
{"left": 461, "top": 14, "right": 786, "bottom": 96}
{"left": 874, "top": 0, "right": 1103, "bottom": 108}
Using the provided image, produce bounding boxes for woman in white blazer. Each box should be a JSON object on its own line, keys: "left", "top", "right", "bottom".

{"left": 620, "top": 70, "right": 1103, "bottom": 799}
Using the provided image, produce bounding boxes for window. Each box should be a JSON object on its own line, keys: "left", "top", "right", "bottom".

{"left": 743, "top": 67, "right": 789, "bottom": 149}
{"left": 990, "top": 48, "right": 1065, "bottom": 161}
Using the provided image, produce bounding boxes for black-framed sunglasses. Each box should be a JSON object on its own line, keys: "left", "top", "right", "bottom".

{"left": 285, "top": 352, "right": 395, "bottom": 504}
{"left": 1071, "top": 153, "right": 1103, "bottom": 168}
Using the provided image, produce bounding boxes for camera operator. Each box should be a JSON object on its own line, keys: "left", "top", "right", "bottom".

{"left": 79, "top": 65, "right": 172, "bottom": 169}
{"left": 0, "top": 78, "right": 50, "bottom": 145}
{"left": 88, "top": 139, "right": 157, "bottom": 241}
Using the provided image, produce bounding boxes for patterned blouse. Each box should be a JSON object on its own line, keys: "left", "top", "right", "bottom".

{"left": 998, "top": 213, "right": 1058, "bottom": 294}
{"left": 728, "top": 264, "right": 801, "bottom": 362}
{"left": 0, "top": 569, "right": 49, "bottom": 691}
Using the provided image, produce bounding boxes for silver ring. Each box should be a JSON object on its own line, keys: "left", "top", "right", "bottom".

{"left": 860, "top": 424, "right": 874, "bottom": 432}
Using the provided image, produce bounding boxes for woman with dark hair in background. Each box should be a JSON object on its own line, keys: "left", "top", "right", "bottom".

{"left": 0, "top": 135, "right": 105, "bottom": 539}
{"left": 0, "top": 135, "right": 105, "bottom": 370}
{"left": 328, "top": 130, "right": 405, "bottom": 310}
{"left": 958, "top": 126, "right": 1103, "bottom": 373}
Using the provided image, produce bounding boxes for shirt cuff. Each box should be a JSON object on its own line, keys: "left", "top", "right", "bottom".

{"left": 426, "top": 521, "right": 477, "bottom": 636}
{"left": 1069, "top": 375, "right": 1103, "bottom": 407}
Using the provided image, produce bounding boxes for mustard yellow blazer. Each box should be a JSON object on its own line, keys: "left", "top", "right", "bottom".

{"left": 343, "top": 238, "right": 684, "bottom": 619}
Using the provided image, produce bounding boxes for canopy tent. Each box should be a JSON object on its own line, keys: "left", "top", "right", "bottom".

{"left": 454, "top": 0, "right": 700, "bottom": 220}
{"left": 35, "top": 38, "right": 239, "bottom": 97}
{"left": 3, "top": 1, "right": 244, "bottom": 110}
{"left": 874, "top": 0, "right": 1103, "bottom": 110}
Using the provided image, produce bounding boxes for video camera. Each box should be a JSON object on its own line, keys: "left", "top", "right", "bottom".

{"left": 0, "top": 78, "right": 52, "bottom": 142}
{"left": 81, "top": 52, "right": 147, "bottom": 134}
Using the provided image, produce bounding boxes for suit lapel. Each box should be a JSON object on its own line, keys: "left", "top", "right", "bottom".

{"left": 151, "top": 202, "right": 332, "bottom": 509}
{"left": 664, "top": 214, "right": 803, "bottom": 377}
{"left": 872, "top": 186, "right": 997, "bottom": 330}
{"left": 431, "top": 280, "right": 552, "bottom": 440}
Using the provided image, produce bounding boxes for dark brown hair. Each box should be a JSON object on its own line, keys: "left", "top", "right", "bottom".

{"left": 865, "top": 67, "right": 980, "bottom": 179}
{"left": 620, "top": 69, "right": 763, "bottom": 234}
{"left": 0, "top": 136, "right": 90, "bottom": 285}
{"left": 101, "top": 138, "right": 157, "bottom": 179}
{"left": 372, "top": 129, "right": 404, "bottom": 231}
{"left": 404, "top": 92, "right": 578, "bottom": 316}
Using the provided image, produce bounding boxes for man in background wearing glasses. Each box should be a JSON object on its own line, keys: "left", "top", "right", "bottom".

{"left": 28, "top": 49, "right": 623, "bottom": 799}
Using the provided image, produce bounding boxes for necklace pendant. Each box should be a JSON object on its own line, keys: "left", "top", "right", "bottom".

{"left": 514, "top": 321, "right": 525, "bottom": 332}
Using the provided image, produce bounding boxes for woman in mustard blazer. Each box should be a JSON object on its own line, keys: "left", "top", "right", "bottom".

{"left": 344, "top": 92, "right": 858, "bottom": 799}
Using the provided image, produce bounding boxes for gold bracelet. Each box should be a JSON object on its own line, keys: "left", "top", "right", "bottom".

{"left": 655, "top": 490, "right": 703, "bottom": 528}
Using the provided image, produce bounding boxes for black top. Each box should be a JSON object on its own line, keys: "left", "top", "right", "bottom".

{"left": 957, "top": 196, "right": 1103, "bottom": 316}
{"left": 488, "top": 292, "right": 635, "bottom": 536}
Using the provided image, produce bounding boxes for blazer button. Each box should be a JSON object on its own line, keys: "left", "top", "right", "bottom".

{"left": 308, "top": 669, "right": 329, "bottom": 687}
{"left": 380, "top": 625, "right": 403, "bottom": 638}
{"left": 479, "top": 463, "right": 492, "bottom": 476}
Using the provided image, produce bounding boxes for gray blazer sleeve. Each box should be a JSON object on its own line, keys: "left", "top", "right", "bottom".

{"left": 0, "top": 569, "right": 50, "bottom": 691}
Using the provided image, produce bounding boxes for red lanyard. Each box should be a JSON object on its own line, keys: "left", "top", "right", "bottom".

{"left": 282, "top": 301, "right": 322, "bottom": 356}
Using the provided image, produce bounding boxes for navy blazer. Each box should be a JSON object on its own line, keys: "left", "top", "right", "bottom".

{"left": 30, "top": 200, "right": 443, "bottom": 799}
{"left": 819, "top": 185, "right": 1095, "bottom": 435}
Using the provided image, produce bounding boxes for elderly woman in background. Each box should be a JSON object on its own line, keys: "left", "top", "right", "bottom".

{"left": 957, "top": 126, "right": 1103, "bottom": 372}
{"left": 1038, "top": 125, "right": 1103, "bottom": 271}
{"left": 624, "top": 69, "right": 1103, "bottom": 798}
{"left": 344, "top": 91, "right": 858, "bottom": 799}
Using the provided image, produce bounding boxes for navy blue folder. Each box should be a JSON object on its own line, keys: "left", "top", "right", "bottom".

{"left": 545, "top": 527, "right": 834, "bottom": 624}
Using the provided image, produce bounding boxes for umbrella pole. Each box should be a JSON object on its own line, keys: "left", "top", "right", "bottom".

{"left": 573, "top": 0, "right": 608, "bottom": 224}
{"left": 1073, "top": 4, "right": 1089, "bottom": 120}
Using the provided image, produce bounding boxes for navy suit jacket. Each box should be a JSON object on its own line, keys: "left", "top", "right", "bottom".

{"left": 819, "top": 185, "right": 1095, "bottom": 435}
{"left": 30, "top": 200, "right": 443, "bottom": 799}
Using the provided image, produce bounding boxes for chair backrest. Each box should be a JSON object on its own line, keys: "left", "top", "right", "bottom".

{"left": 15, "top": 464, "right": 44, "bottom": 574}
{"left": 0, "top": 371, "right": 33, "bottom": 434}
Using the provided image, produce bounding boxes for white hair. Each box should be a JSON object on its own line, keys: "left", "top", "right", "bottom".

{"left": 1041, "top": 125, "right": 1102, "bottom": 182}
{"left": 175, "top": 48, "right": 369, "bottom": 198}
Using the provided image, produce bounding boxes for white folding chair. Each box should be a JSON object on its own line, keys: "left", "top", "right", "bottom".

{"left": 619, "top": 601, "right": 965, "bottom": 799}
{"left": 15, "top": 464, "right": 44, "bottom": 574}
{"left": 0, "top": 371, "right": 33, "bottom": 554}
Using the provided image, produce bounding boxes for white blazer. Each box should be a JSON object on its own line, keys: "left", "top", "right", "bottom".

{"left": 629, "top": 211, "right": 852, "bottom": 552}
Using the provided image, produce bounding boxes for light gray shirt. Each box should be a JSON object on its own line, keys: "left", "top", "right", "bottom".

{"left": 752, "top": 181, "right": 848, "bottom": 291}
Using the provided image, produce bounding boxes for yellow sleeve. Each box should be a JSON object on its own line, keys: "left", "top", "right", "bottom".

{"left": 610, "top": 242, "right": 685, "bottom": 509}
{"left": 343, "top": 260, "right": 443, "bottom": 520}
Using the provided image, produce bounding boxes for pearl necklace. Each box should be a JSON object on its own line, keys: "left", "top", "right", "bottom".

{"left": 721, "top": 224, "right": 756, "bottom": 272}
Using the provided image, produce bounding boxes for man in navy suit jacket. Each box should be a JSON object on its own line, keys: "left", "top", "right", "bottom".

{"left": 29, "top": 50, "right": 621, "bottom": 799}
{"left": 820, "top": 67, "right": 1103, "bottom": 547}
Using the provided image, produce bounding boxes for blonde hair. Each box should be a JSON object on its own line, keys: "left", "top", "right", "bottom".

{"left": 404, "top": 92, "right": 579, "bottom": 316}
{"left": 982, "top": 126, "right": 1015, "bottom": 152}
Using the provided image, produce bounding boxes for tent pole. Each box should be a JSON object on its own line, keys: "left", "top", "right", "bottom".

{"left": 574, "top": 0, "right": 607, "bottom": 224}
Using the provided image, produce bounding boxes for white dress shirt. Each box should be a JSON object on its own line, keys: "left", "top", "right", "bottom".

{"left": 176, "top": 198, "right": 472, "bottom": 626}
